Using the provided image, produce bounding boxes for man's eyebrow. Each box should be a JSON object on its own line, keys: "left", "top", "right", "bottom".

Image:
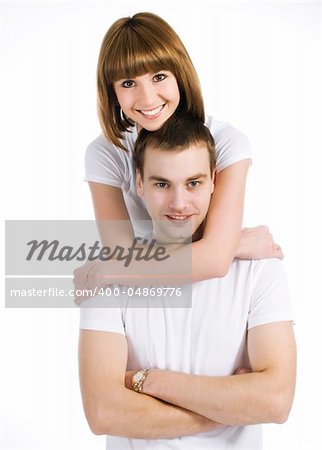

{"left": 186, "top": 173, "right": 208, "bottom": 181}
{"left": 148, "top": 174, "right": 208, "bottom": 182}
{"left": 148, "top": 176, "right": 171, "bottom": 182}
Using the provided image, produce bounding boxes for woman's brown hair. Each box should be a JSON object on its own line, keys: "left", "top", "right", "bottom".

{"left": 97, "top": 12, "right": 205, "bottom": 150}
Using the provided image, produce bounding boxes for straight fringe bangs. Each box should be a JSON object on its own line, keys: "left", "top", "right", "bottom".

{"left": 105, "top": 28, "right": 178, "bottom": 83}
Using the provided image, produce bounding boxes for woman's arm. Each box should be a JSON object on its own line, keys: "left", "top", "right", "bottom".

{"left": 191, "top": 159, "right": 249, "bottom": 279}
{"left": 88, "top": 182, "right": 135, "bottom": 248}
{"left": 191, "top": 159, "right": 283, "bottom": 280}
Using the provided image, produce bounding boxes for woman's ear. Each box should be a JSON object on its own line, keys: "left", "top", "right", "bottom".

{"left": 136, "top": 169, "right": 144, "bottom": 197}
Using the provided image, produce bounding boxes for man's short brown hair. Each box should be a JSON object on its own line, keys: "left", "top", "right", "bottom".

{"left": 133, "top": 114, "right": 216, "bottom": 178}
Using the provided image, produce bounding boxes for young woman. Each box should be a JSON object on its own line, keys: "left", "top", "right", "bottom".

{"left": 74, "top": 12, "right": 282, "bottom": 296}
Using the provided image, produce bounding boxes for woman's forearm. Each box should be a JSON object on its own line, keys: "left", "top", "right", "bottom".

{"left": 190, "top": 160, "right": 249, "bottom": 280}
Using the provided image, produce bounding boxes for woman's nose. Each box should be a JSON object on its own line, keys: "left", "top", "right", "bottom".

{"left": 137, "top": 82, "right": 156, "bottom": 107}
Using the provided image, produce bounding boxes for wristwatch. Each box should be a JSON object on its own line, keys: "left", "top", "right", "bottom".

{"left": 132, "top": 368, "right": 150, "bottom": 393}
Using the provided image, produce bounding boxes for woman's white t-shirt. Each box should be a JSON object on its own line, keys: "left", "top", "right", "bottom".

{"left": 85, "top": 116, "right": 252, "bottom": 236}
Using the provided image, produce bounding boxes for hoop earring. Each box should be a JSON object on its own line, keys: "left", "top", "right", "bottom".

{"left": 120, "top": 107, "right": 126, "bottom": 121}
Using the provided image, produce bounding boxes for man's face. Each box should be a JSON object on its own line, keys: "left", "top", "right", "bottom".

{"left": 136, "top": 144, "right": 215, "bottom": 243}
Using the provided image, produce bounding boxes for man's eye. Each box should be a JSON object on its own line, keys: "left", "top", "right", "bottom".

{"left": 153, "top": 73, "right": 167, "bottom": 82}
{"left": 188, "top": 181, "right": 200, "bottom": 188}
{"left": 121, "top": 80, "right": 135, "bottom": 88}
{"left": 156, "top": 182, "right": 168, "bottom": 188}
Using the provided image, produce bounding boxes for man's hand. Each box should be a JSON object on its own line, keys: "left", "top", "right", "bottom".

{"left": 236, "top": 226, "right": 284, "bottom": 260}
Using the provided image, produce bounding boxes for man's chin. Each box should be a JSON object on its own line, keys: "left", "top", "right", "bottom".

{"left": 156, "top": 225, "right": 194, "bottom": 244}
{"left": 157, "top": 236, "right": 192, "bottom": 245}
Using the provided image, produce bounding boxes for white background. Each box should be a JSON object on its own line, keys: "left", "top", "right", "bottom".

{"left": 1, "top": 1, "right": 321, "bottom": 449}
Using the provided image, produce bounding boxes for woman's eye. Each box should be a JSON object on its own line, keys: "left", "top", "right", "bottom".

{"left": 153, "top": 73, "right": 167, "bottom": 82}
{"left": 121, "top": 80, "right": 135, "bottom": 88}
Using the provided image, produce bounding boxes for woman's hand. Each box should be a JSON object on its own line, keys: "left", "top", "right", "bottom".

{"left": 73, "top": 260, "right": 102, "bottom": 305}
{"left": 236, "top": 226, "right": 284, "bottom": 260}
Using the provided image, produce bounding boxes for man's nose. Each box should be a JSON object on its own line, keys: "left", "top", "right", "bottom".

{"left": 168, "top": 188, "right": 188, "bottom": 212}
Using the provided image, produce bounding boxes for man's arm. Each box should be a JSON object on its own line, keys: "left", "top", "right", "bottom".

{"left": 137, "top": 321, "right": 296, "bottom": 426}
{"left": 78, "top": 329, "right": 223, "bottom": 438}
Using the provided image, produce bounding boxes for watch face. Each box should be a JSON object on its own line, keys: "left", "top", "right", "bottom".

{"left": 133, "top": 372, "right": 143, "bottom": 382}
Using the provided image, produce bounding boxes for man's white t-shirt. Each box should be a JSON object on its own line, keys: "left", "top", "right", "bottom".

{"left": 84, "top": 116, "right": 252, "bottom": 237}
{"left": 80, "top": 258, "right": 293, "bottom": 450}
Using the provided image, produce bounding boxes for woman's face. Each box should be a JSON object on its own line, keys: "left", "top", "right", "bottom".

{"left": 113, "top": 71, "right": 180, "bottom": 131}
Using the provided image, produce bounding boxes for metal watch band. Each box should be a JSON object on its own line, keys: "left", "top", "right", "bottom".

{"left": 132, "top": 368, "right": 150, "bottom": 393}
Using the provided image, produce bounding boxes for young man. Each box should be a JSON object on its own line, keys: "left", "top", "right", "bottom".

{"left": 78, "top": 115, "right": 296, "bottom": 450}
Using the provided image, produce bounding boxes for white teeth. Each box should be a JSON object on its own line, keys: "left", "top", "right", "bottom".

{"left": 168, "top": 215, "right": 189, "bottom": 220}
{"left": 140, "top": 105, "right": 163, "bottom": 116}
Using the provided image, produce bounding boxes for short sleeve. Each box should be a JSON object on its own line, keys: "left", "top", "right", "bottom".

{"left": 79, "top": 294, "right": 126, "bottom": 335}
{"left": 248, "top": 259, "right": 294, "bottom": 330}
{"left": 84, "top": 134, "right": 131, "bottom": 191}
{"left": 206, "top": 116, "right": 252, "bottom": 173}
